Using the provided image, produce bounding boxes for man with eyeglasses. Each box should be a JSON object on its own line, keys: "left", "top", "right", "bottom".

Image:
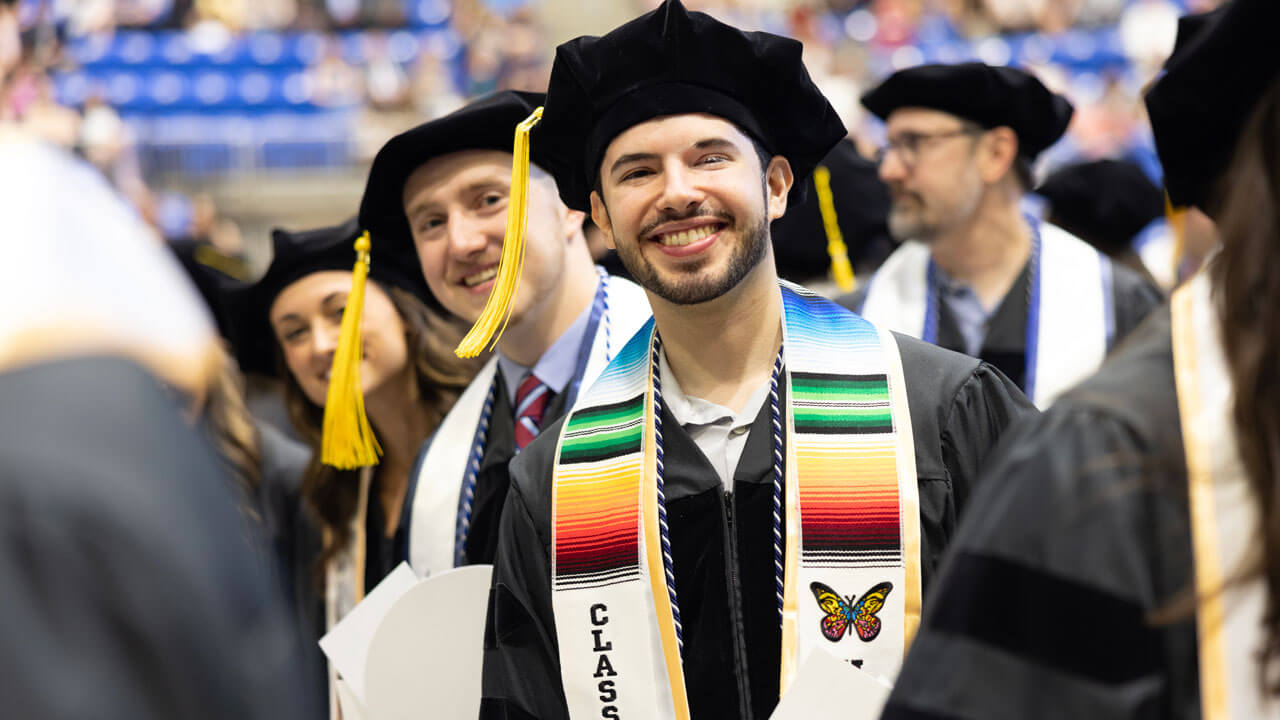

{"left": 838, "top": 63, "right": 1162, "bottom": 408}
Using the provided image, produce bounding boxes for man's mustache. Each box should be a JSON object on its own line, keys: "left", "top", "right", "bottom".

{"left": 638, "top": 207, "right": 735, "bottom": 239}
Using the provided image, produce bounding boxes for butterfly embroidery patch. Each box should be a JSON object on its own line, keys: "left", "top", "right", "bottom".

{"left": 809, "top": 581, "right": 893, "bottom": 643}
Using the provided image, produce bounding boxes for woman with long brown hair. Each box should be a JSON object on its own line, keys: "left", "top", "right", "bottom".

{"left": 230, "top": 217, "right": 481, "bottom": 718}
{"left": 876, "top": 2, "right": 1280, "bottom": 719}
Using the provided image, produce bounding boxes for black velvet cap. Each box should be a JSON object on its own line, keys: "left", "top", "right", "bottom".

{"left": 771, "top": 139, "right": 892, "bottom": 282}
{"left": 1165, "top": 5, "right": 1226, "bottom": 70}
{"left": 358, "top": 90, "right": 546, "bottom": 309}
{"left": 227, "top": 217, "right": 431, "bottom": 376}
{"left": 862, "top": 62, "right": 1073, "bottom": 160}
{"left": 1037, "top": 159, "right": 1164, "bottom": 254}
{"left": 535, "top": 0, "right": 846, "bottom": 213}
{"left": 1146, "top": 0, "right": 1280, "bottom": 215}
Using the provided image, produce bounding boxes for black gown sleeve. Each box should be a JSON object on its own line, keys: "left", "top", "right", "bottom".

{"left": 892, "top": 334, "right": 1037, "bottom": 586}
{"left": 882, "top": 312, "right": 1200, "bottom": 720}
{"left": 938, "top": 361, "right": 1036, "bottom": 514}
{"left": 480, "top": 419, "right": 569, "bottom": 720}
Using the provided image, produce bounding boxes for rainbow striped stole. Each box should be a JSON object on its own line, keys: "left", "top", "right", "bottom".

{"left": 778, "top": 284, "right": 921, "bottom": 693}
{"left": 551, "top": 284, "right": 919, "bottom": 719}
{"left": 554, "top": 393, "right": 647, "bottom": 589}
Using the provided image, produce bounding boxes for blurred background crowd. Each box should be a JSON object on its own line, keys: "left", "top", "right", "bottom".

{"left": 1, "top": 0, "right": 1224, "bottom": 273}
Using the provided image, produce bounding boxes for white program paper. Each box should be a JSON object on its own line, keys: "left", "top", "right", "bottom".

{"left": 770, "top": 650, "right": 893, "bottom": 720}
{"left": 318, "top": 562, "right": 419, "bottom": 706}
{"left": 363, "top": 564, "right": 493, "bottom": 720}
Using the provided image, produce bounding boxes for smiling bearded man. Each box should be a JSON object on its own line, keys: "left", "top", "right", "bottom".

{"left": 476, "top": 3, "right": 1036, "bottom": 719}
{"left": 358, "top": 91, "right": 653, "bottom": 578}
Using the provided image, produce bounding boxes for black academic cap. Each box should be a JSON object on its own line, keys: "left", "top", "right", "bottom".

{"left": 771, "top": 140, "right": 892, "bottom": 283}
{"left": 168, "top": 239, "right": 250, "bottom": 341}
{"left": 1146, "top": 0, "right": 1280, "bottom": 215}
{"left": 535, "top": 0, "right": 846, "bottom": 213}
{"left": 227, "top": 217, "right": 430, "bottom": 377}
{"left": 1165, "top": 5, "right": 1227, "bottom": 70}
{"left": 358, "top": 90, "right": 546, "bottom": 308}
{"left": 1037, "top": 159, "right": 1163, "bottom": 254}
{"left": 862, "top": 62, "right": 1073, "bottom": 161}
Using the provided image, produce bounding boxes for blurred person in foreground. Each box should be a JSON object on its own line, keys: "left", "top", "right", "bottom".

{"left": 840, "top": 63, "right": 1162, "bottom": 408}
{"left": 0, "top": 1, "right": 314, "bottom": 715}
{"left": 881, "top": 2, "right": 1280, "bottom": 718}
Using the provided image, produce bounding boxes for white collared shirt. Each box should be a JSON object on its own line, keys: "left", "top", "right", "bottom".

{"left": 658, "top": 350, "right": 773, "bottom": 491}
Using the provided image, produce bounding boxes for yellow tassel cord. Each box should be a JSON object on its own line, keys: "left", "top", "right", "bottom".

{"left": 1165, "top": 192, "right": 1188, "bottom": 285}
{"left": 813, "top": 166, "right": 856, "bottom": 293}
{"left": 455, "top": 106, "right": 545, "bottom": 358}
{"left": 321, "top": 231, "right": 383, "bottom": 469}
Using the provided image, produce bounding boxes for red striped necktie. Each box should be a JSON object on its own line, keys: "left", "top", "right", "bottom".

{"left": 513, "top": 373, "right": 552, "bottom": 451}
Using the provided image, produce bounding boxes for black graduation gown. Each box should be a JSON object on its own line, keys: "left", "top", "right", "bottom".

{"left": 479, "top": 334, "right": 1036, "bottom": 720}
{"left": 837, "top": 253, "right": 1164, "bottom": 391}
{"left": 0, "top": 355, "right": 317, "bottom": 720}
{"left": 882, "top": 305, "right": 1202, "bottom": 720}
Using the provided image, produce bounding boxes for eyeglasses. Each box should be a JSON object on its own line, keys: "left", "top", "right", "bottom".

{"left": 874, "top": 128, "right": 982, "bottom": 168}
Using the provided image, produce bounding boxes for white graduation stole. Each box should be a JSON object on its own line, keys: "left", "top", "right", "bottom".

{"left": 549, "top": 283, "right": 920, "bottom": 719}
{"left": 859, "top": 222, "right": 1110, "bottom": 408}
{"left": 1172, "top": 271, "right": 1280, "bottom": 720}
{"left": 408, "top": 357, "right": 499, "bottom": 575}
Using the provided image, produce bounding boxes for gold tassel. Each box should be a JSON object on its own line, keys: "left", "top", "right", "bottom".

{"left": 321, "top": 231, "right": 383, "bottom": 469}
{"left": 1165, "top": 192, "right": 1187, "bottom": 285}
{"left": 813, "top": 166, "right": 856, "bottom": 293}
{"left": 455, "top": 106, "right": 545, "bottom": 358}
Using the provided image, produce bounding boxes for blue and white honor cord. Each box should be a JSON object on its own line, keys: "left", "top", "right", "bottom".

{"left": 768, "top": 352, "right": 784, "bottom": 622}
{"left": 454, "top": 378, "right": 497, "bottom": 567}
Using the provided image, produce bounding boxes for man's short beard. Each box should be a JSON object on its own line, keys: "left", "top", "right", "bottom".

{"left": 887, "top": 178, "right": 983, "bottom": 244}
{"left": 888, "top": 205, "right": 934, "bottom": 243}
{"left": 614, "top": 210, "right": 771, "bottom": 306}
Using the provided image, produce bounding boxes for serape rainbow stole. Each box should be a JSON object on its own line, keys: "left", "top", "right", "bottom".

{"left": 778, "top": 282, "right": 921, "bottom": 693}
{"left": 550, "top": 284, "right": 919, "bottom": 720}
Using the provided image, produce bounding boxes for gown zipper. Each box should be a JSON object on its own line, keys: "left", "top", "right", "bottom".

{"left": 721, "top": 489, "right": 755, "bottom": 719}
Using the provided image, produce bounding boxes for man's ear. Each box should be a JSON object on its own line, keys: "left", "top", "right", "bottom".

{"left": 977, "top": 126, "right": 1019, "bottom": 185}
{"left": 765, "top": 156, "right": 793, "bottom": 221}
{"left": 589, "top": 191, "right": 615, "bottom": 250}
{"left": 561, "top": 205, "right": 586, "bottom": 240}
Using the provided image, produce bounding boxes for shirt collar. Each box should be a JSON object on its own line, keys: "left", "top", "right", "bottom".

{"left": 496, "top": 279, "right": 598, "bottom": 404}
{"left": 658, "top": 348, "right": 771, "bottom": 431}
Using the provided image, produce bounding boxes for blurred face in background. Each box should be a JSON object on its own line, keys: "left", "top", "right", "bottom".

{"left": 269, "top": 271, "right": 410, "bottom": 407}
{"left": 402, "top": 149, "right": 580, "bottom": 326}
{"left": 878, "top": 107, "right": 986, "bottom": 243}
{"left": 0, "top": 2, "right": 19, "bottom": 80}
